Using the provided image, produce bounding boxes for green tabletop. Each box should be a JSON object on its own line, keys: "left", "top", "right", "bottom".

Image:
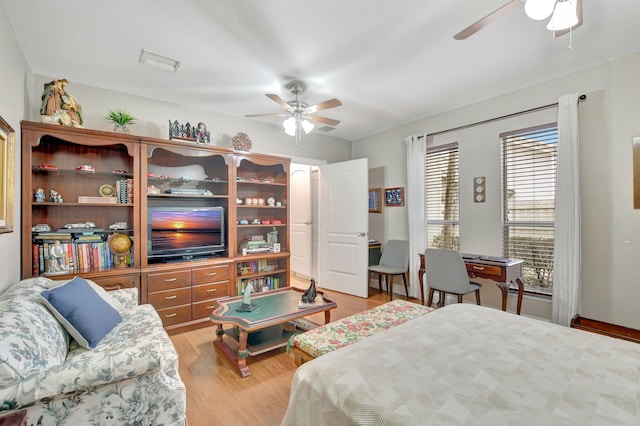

{"left": 210, "top": 287, "right": 336, "bottom": 332}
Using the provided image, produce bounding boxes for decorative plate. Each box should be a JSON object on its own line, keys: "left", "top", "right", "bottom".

{"left": 99, "top": 184, "right": 114, "bottom": 197}
{"left": 232, "top": 132, "right": 252, "bottom": 151}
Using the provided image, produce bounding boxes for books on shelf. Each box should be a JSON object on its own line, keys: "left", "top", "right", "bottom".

{"left": 237, "top": 276, "right": 281, "bottom": 295}
{"left": 31, "top": 233, "right": 133, "bottom": 275}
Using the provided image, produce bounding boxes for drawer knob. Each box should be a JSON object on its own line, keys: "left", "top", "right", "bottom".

{"left": 165, "top": 295, "right": 177, "bottom": 300}
{"left": 164, "top": 313, "right": 177, "bottom": 318}
{"left": 206, "top": 288, "right": 217, "bottom": 293}
{"left": 206, "top": 272, "right": 217, "bottom": 277}
{"left": 206, "top": 305, "right": 215, "bottom": 309}
{"left": 472, "top": 266, "right": 485, "bottom": 271}
{"left": 164, "top": 278, "right": 177, "bottom": 282}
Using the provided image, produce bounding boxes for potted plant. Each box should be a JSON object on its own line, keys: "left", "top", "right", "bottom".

{"left": 105, "top": 109, "right": 136, "bottom": 133}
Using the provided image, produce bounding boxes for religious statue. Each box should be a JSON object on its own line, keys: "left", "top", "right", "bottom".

{"left": 301, "top": 278, "right": 318, "bottom": 304}
{"left": 40, "top": 79, "right": 83, "bottom": 128}
{"left": 194, "top": 122, "right": 211, "bottom": 144}
{"left": 47, "top": 241, "right": 68, "bottom": 274}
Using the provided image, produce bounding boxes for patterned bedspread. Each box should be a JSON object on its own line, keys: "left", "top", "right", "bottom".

{"left": 282, "top": 304, "right": 640, "bottom": 425}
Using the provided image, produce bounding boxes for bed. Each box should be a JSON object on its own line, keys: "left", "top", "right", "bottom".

{"left": 282, "top": 303, "right": 640, "bottom": 425}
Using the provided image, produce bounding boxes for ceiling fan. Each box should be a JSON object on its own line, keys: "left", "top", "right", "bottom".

{"left": 245, "top": 81, "right": 342, "bottom": 146}
{"left": 454, "top": 0, "right": 583, "bottom": 41}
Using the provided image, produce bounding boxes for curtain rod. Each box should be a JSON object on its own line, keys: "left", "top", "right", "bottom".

{"left": 420, "top": 94, "right": 587, "bottom": 139}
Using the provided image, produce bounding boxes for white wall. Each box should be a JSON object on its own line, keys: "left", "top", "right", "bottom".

{"left": 355, "top": 52, "right": 640, "bottom": 328}
{"left": 0, "top": 4, "right": 30, "bottom": 292}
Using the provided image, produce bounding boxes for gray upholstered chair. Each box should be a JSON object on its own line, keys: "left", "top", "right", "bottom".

{"left": 368, "top": 240, "right": 410, "bottom": 300}
{"left": 425, "top": 248, "right": 481, "bottom": 308}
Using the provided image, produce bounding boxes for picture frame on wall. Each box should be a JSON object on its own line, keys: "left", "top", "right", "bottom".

{"left": 0, "top": 115, "right": 15, "bottom": 233}
{"left": 369, "top": 188, "right": 382, "bottom": 213}
{"left": 384, "top": 187, "right": 404, "bottom": 207}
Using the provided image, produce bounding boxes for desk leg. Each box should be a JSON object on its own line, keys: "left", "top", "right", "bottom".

{"left": 212, "top": 324, "right": 251, "bottom": 378}
{"left": 418, "top": 267, "right": 425, "bottom": 305}
{"left": 494, "top": 280, "right": 525, "bottom": 315}
{"left": 495, "top": 282, "right": 509, "bottom": 312}
{"left": 324, "top": 310, "right": 331, "bottom": 324}
{"left": 515, "top": 277, "right": 524, "bottom": 315}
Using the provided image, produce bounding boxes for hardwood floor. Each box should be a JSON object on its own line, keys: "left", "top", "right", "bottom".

{"left": 170, "top": 277, "right": 417, "bottom": 426}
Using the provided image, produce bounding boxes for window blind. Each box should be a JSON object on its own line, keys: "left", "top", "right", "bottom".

{"left": 426, "top": 143, "right": 459, "bottom": 250}
{"left": 501, "top": 124, "right": 557, "bottom": 292}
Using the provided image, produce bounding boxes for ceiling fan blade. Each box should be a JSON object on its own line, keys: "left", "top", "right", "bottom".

{"left": 305, "top": 98, "right": 342, "bottom": 114}
{"left": 453, "top": 0, "right": 520, "bottom": 40}
{"left": 305, "top": 114, "right": 340, "bottom": 127}
{"left": 265, "top": 94, "right": 291, "bottom": 110}
{"left": 553, "top": 0, "right": 583, "bottom": 38}
{"left": 244, "top": 113, "right": 289, "bottom": 118}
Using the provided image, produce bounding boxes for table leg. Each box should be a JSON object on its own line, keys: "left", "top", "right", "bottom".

{"left": 324, "top": 310, "right": 331, "bottom": 324}
{"left": 495, "top": 280, "right": 525, "bottom": 315}
{"left": 212, "top": 325, "right": 251, "bottom": 378}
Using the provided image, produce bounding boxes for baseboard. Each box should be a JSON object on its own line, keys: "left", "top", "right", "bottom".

{"left": 571, "top": 315, "right": 640, "bottom": 344}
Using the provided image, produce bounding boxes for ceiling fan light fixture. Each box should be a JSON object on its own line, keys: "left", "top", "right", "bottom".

{"left": 546, "top": 0, "right": 578, "bottom": 31}
{"left": 524, "top": 0, "right": 556, "bottom": 20}
{"left": 301, "top": 119, "right": 314, "bottom": 134}
{"left": 283, "top": 117, "right": 297, "bottom": 136}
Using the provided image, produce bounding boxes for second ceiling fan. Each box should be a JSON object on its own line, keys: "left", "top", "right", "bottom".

{"left": 454, "top": 0, "right": 583, "bottom": 41}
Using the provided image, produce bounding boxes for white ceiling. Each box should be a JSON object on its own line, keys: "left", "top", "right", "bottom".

{"left": 4, "top": 0, "right": 640, "bottom": 141}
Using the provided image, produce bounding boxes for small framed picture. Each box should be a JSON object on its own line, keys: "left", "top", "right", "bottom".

{"left": 369, "top": 188, "right": 382, "bottom": 213}
{"left": 384, "top": 187, "right": 404, "bottom": 207}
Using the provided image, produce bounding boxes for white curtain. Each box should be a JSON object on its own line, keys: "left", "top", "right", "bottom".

{"left": 405, "top": 133, "right": 427, "bottom": 300}
{"left": 552, "top": 93, "right": 581, "bottom": 326}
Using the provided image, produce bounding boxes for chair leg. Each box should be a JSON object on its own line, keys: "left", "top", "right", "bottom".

{"left": 438, "top": 291, "right": 446, "bottom": 308}
{"left": 378, "top": 273, "right": 382, "bottom": 293}
{"left": 475, "top": 289, "right": 481, "bottom": 305}
{"left": 427, "top": 288, "right": 434, "bottom": 308}
{"left": 401, "top": 273, "right": 409, "bottom": 298}
{"left": 458, "top": 294, "right": 463, "bottom": 303}
{"left": 388, "top": 274, "right": 394, "bottom": 300}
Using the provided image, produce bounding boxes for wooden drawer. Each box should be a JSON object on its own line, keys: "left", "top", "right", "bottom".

{"left": 156, "top": 305, "right": 192, "bottom": 327}
{"left": 148, "top": 287, "right": 191, "bottom": 309}
{"left": 192, "top": 299, "right": 220, "bottom": 320}
{"left": 192, "top": 281, "right": 229, "bottom": 302}
{"left": 466, "top": 263, "right": 503, "bottom": 280}
{"left": 91, "top": 274, "right": 137, "bottom": 291}
{"left": 147, "top": 270, "right": 191, "bottom": 292}
{"left": 192, "top": 265, "right": 230, "bottom": 285}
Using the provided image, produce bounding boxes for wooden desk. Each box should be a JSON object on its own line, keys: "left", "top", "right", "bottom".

{"left": 418, "top": 253, "right": 525, "bottom": 315}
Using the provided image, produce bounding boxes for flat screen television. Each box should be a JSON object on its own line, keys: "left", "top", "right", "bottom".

{"left": 147, "top": 206, "right": 225, "bottom": 261}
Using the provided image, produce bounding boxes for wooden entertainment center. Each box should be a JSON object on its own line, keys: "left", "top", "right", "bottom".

{"left": 20, "top": 121, "right": 290, "bottom": 334}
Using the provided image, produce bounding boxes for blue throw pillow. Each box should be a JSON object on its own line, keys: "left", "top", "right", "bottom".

{"left": 40, "top": 276, "right": 122, "bottom": 349}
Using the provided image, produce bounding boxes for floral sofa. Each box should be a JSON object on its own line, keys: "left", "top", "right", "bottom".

{"left": 0, "top": 277, "right": 186, "bottom": 425}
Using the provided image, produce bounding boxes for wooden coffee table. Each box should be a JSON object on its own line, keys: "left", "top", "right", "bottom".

{"left": 210, "top": 287, "right": 337, "bottom": 377}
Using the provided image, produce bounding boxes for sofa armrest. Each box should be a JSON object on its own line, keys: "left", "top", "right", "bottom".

{"left": 33, "top": 338, "right": 168, "bottom": 400}
{"left": 1, "top": 305, "right": 178, "bottom": 408}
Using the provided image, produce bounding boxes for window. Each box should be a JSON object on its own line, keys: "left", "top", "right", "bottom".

{"left": 426, "top": 143, "right": 459, "bottom": 250}
{"left": 502, "top": 124, "right": 557, "bottom": 294}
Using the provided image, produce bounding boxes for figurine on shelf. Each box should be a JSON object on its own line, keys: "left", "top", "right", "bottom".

{"left": 34, "top": 188, "right": 45, "bottom": 202}
{"left": 236, "top": 282, "right": 259, "bottom": 312}
{"left": 301, "top": 278, "right": 318, "bottom": 304}
{"left": 194, "top": 122, "right": 211, "bottom": 144}
{"left": 49, "top": 189, "right": 58, "bottom": 202}
{"left": 40, "top": 79, "right": 83, "bottom": 128}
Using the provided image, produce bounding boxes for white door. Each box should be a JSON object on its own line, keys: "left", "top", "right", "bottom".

{"left": 318, "top": 158, "right": 369, "bottom": 297}
{"left": 290, "top": 163, "right": 312, "bottom": 278}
